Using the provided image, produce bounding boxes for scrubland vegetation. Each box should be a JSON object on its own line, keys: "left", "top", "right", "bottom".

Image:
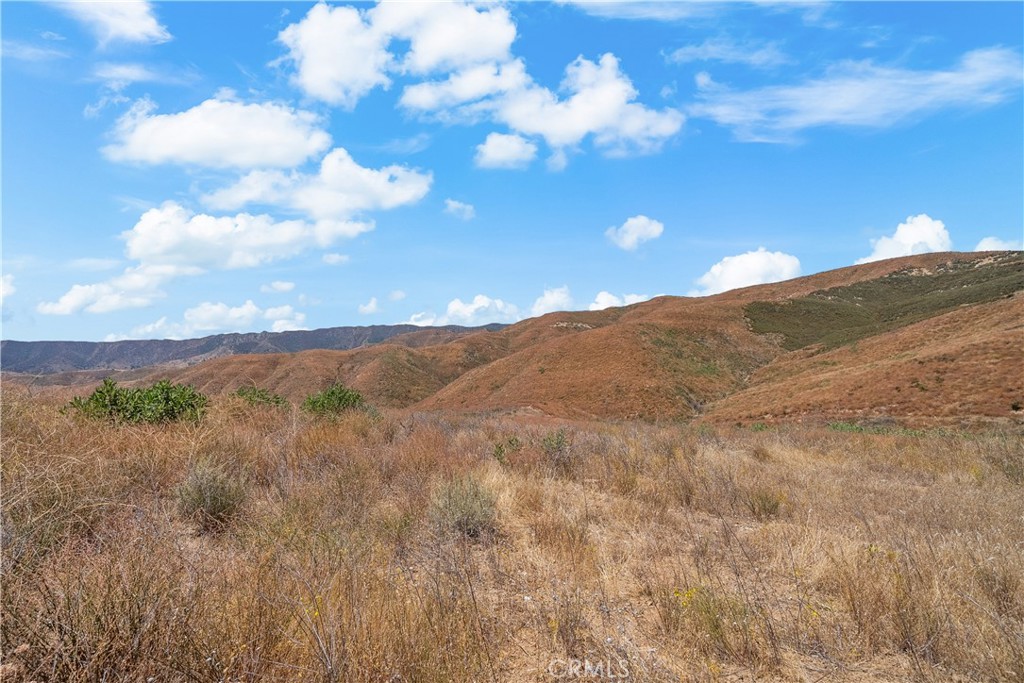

{"left": 2, "top": 384, "right": 1022, "bottom": 681}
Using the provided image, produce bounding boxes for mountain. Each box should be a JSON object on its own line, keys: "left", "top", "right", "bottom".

{"left": 8, "top": 251, "right": 1022, "bottom": 426}
{"left": 0, "top": 323, "right": 506, "bottom": 375}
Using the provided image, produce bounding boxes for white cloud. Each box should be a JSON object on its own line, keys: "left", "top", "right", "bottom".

{"left": 277, "top": 4, "right": 679, "bottom": 166}
{"left": 606, "top": 215, "right": 664, "bottom": 251}
{"left": 689, "top": 47, "right": 1023, "bottom": 142}
{"left": 93, "top": 63, "right": 165, "bottom": 89}
{"left": 277, "top": 3, "right": 391, "bottom": 109}
{"left": 400, "top": 59, "right": 529, "bottom": 112}
{"left": 202, "top": 148, "right": 432, "bottom": 220}
{"left": 492, "top": 53, "right": 684, "bottom": 156}
{"left": 38, "top": 202, "right": 371, "bottom": 315}
{"left": 123, "top": 202, "right": 371, "bottom": 270}
{"left": 104, "top": 96, "right": 332, "bottom": 169}
{"left": 389, "top": 290, "right": 407, "bottom": 301}
{"left": 264, "top": 305, "right": 307, "bottom": 332}
{"left": 475, "top": 132, "right": 537, "bottom": 169}
{"left": 667, "top": 37, "right": 791, "bottom": 68}
{"left": 260, "top": 280, "right": 295, "bottom": 293}
{"left": 116, "top": 300, "right": 308, "bottom": 340}
{"left": 369, "top": 1, "right": 516, "bottom": 75}
{"left": 1, "top": 40, "right": 68, "bottom": 61}
{"left": 323, "top": 253, "right": 350, "bottom": 265}
{"left": 54, "top": 1, "right": 170, "bottom": 46}
{"left": 690, "top": 247, "right": 801, "bottom": 296}
{"left": 975, "top": 236, "right": 1023, "bottom": 251}
{"left": 408, "top": 294, "right": 521, "bottom": 327}
{"left": 588, "top": 291, "right": 649, "bottom": 310}
{"left": 1, "top": 274, "right": 16, "bottom": 305}
{"left": 277, "top": 2, "right": 515, "bottom": 107}
{"left": 358, "top": 297, "right": 379, "bottom": 315}
{"left": 856, "top": 214, "right": 952, "bottom": 264}
{"left": 37, "top": 264, "right": 187, "bottom": 314}
{"left": 444, "top": 198, "right": 476, "bottom": 220}
{"left": 531, "top": 286, "right": 573, "bottom": 317}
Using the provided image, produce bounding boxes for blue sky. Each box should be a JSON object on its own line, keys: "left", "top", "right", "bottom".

{"left": 2, "top": 1, "right": 1022, "bottom": 342}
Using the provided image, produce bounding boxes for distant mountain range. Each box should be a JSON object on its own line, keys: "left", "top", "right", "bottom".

{"left": 0, "top": 323, "right": 505, "bottom": 374}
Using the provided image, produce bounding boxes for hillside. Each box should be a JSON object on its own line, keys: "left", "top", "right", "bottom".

{"left": 0, "top": 322, "right": 504, "bottom": 374}
{"left": 11, "top": 251, "right": 1022, "bottom": 426}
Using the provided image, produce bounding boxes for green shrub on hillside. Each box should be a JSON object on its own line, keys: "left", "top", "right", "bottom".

{"left": 232, "top": 385, "right": 287, "bottom": 408}
{"left": 66, "top": 378, "right": 207, "bottom": 424}
{"left": 302, "top": 382, "right": 365, "bottom": 416}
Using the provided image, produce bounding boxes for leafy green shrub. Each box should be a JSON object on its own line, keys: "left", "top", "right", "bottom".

{"left": 232, "top": 385, "right": 287, "bottom": 408}
{"left": 301, "top": 383, "right": 365, "bottom": 416}
{"left": 176, "top": 461, "right": 247, "bottom": 532}
{"left": 429, "top": 476, "right": 497, "bottom": 540}
{"left": 66, "top": 378, "right": 207, "bottom": 424}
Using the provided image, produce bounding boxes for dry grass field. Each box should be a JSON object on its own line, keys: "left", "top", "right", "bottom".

{"left": 2, "top": 386, "right": 1022, "bottom": 682}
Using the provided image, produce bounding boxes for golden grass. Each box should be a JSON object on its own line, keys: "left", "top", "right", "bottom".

{"left": 2, "top": 385, "right": 1022, "bottom": 681}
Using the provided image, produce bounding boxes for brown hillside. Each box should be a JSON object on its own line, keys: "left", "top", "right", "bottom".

{"left": 706, "top": 293, "right": 1024, "bottom": 427}
{"left": 39, "top": 251, "right": 1024, "bottom": 425}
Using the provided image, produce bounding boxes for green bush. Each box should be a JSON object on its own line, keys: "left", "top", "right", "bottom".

{"left": 232, "top": 385, "right": 287, "bottom": 408}
{"left": 542, "top": 428, "right": 575, "bottom": 474}
{"left": 492, "top": 436, "right": 522, "bottom": 465}
{"left": 302, "top": 382, "right": 365, "bottom": 416}
{"left": 176, "top": 461, "right": 247, "bottom": 532}
{"left": 66, "top": 378, "right": 207, "bottom": 424}
{"left": 430, "top": 476, "right": 497, "bottom": 540}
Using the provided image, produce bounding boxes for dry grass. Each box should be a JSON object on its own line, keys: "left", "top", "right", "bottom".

{"left": 2, "top": 385, "right": 1022, "bottom": 681}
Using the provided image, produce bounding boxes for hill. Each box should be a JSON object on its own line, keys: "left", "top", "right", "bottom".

{"left": 0, "top": 322, "right": 505, "bottom": 374}
{"left": 10, "top": 251, "right": 1023, "bottom": 426}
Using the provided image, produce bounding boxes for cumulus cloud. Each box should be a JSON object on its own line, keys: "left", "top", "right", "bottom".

{"left": 122, "top": 202, "right": 371, "bottom": 270}
{"left": 38, "top": 202, "right": 371, "bottom": 315}
{"left": 1, "top": 274, "right": 16, "bottom": 305}
{"left": 689, "top": 47, "right": 1023, "bottom": 142}
{"left": 689, "top": 247, "right": 801, "bottom": 296}
{"left": 588, "top": 291, "right": 650, "bottom": 310}
{"left": 260, "top": 280, "right": 295, "bottom": 293}
{"left": 856, "top": 214, "right": 952, "bottom": 264}
{"left": 389, "top": 290, "right": 407, "bottom": 301}
{"left": 401, "top": 60, "right": 529, "bottom": 113}
{"left": 475, "top": 132, "right": 537, "bottom": 169}
{"left": 277, "top": 4, "right": 680, "bottom": 166}
{"left": 277, "top": 2, "right": 515, "bottom": 107}
{"left": 606, "top": 215, "right": 664, "bottom": 251}
{"left": 370, "top": 1, "right": 516, "bottom": 74}
{"left": 408, "top": 294, "right": 521, "bottom": 327}
{"left": 37, "top": 264, "right": 187, "bottom": 314}
{"left": 975, "top": 236, "right": 1023, "bottom": 251}
{"left": 667, "top": 37, "right": 791, "bottom": 68}
{"left": 54, "top": 1, "right": 170, "bottom": 46}
{"left": 531, "top": 286, "right": 573, "bottom": 317}
{"left": 492, "top": 53, "right": 684, "bottom": 156}
{"left": 444, "top": 198, "right": 476, "bottom": 220}
{"left": 202, "top": 148, "right": 432, "bottom": 220}
{"left": 115, "top": 300, "right": 307, "bottom": 340}
{"left": 103, "top": 96, "right": 332, "bottom": 169}
{"left": 277, "top": 3, "right": 391, "bottom": 109}
{"left": 358, "top": 297, "right": 379, "bottom": 314}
